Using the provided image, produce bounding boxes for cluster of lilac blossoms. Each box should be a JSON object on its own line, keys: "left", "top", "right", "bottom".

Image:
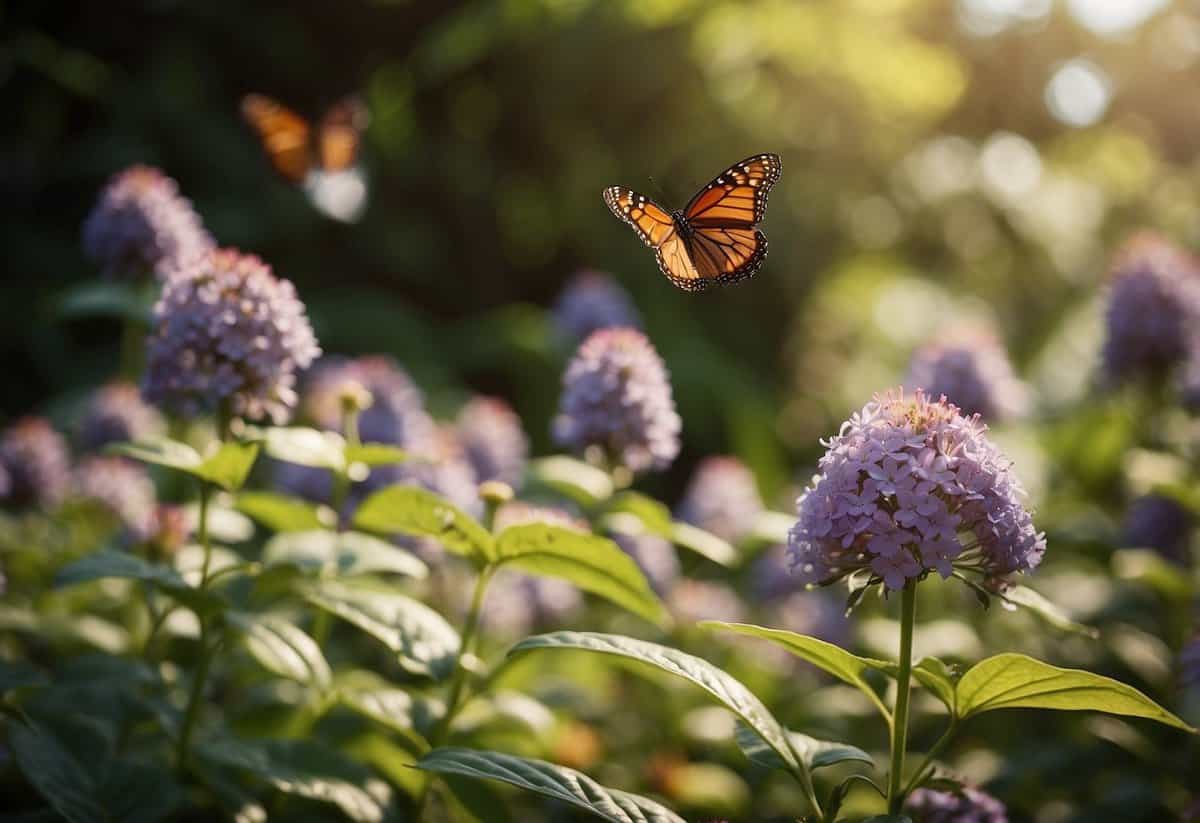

{"left": 554, "top": 328, "right": 681, "bottom": 474}
{"left": 0, "top": 418, "right": 71, "bottom": 508}
{"left": 78, "top": 381, "right": 165, "bottom": 453}
{"left": 456, "top": 396, "right": 529, "bottom": 488}
{"left": 552, "top": 269, "right": 642, "bottom": 343}
{"left": 143, "top": 249, "right": 320, "bottom": 423}
{"left": 789, "top": 389, "right": 1045, "bottom": 591}
{"left": 905, "top": 785, "right": 1008, "bottom": 823}
{"left": 676, "top": 456, "right": 764, "bottom": 544}
{"left": 906, "top": 327, "right": 1028, "bottom": 421}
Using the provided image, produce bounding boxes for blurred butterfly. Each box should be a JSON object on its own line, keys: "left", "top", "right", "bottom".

{"left": 241, "top": 93, "right": 370, "bottom": 222}
{"left": 603, "top": 153, "right": 781, "bottom": 292}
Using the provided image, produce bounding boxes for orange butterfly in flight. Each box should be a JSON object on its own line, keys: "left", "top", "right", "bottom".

{"left": 603, "top": 153, "right": 781, "bottom": 292}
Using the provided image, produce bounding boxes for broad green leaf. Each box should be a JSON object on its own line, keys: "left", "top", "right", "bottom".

{"left": 109, "top": 437, "right": 261, "bottom": 490}
{"left": 998, "top": 585, "right": 1099, "bottom": 638}
{"left": 669, "top": 522, "right": 737, "bottom": 566}
{"left": 197, "top": 441, "right": 261, "bottom": 491}
{"left": 56, "top": 550, "right": 219, "bottom": 613}
{"left": 227, "top": 612, "right": 332, "bottom": 690}
{"left": 527, "top": 456, "right": 614, "bottom": 505}
{"left": 603, "top": 491, "right": 674, "bottom": 537}
{"left": 264, "top": 530, "right": 427, "bottom": 579}
{"left": 336, "top": 670, "right": 440, "bottom": 742}
{"left": 108, "top": 437, "right": 203, "bottom": 473}
{"left": 95, "top": 759, "right": 185, "bottom": 823}
{"left": 354, "top": 485, "right": 493, "bottom": 562}
{"left": 912, "top": 658, "right": 958, "bottom": 713}
{"left": 736, "top": 723, "right": 872, "bottom": 772}
{"left": 302, "top": 578, "right": 460, "bottom": 679}
{"left": 0, "top": 659, "right": 47, "bottom": 693}
{"left": 955, "top": 653, "right": 1195, "bottom": 731}
{"left": 509, "top": 632, "right": 800, "bottom": 774}
{"left": 702, "top": 622, "right": 891, "bottom": 720}
{"left": 417, "top": 748, "right": 685, "bottom": 823}
{"left": 747, "top": 511, "right": 794, "bottom": 546}
{"left": 345, "top": 443, "right": 411, "bottom": 467}
{"left": 56, "top": 280, "right": 151, "bottom": 322}
{"left": 262, "top": 427, "right": 346, "bottom": 470}
{"left": 237, "top": 492, "right": 333, "bottom": 532}
{"left": 494, "top": 524, "right": 666, "bottom": 625}
{"left": 184, "top": 502, "right": 256, "bottom": 544}
{"left": 9, "top": 722, "right": 104, "bottom": 823}
{"left": 198, "top": 738, "right": 386, "bottom": 823}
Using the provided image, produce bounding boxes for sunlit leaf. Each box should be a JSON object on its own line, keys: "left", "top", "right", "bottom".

{"left": 197, "top": 441, "right": 262, "bottom": 491}
{"left": 736, "top": 723, "right": 872, "bottom": 772}
{"left": 669, "top": 522, "right": 737, "bottom": 566}
{"left": 108, "top": 437, "right": 203, "bottom": 473}
{"left": 110, "top": 437, "right": 260, "bottom": 491}
{"left": 345, "top": 443, "right": 411, "bottom": 467}
{"left": 354, "top": 485, "right": 493, "bottom": 563}
{"left": 336, "top": 670, "right": 440, "bottom": 744}
{"left": 261, "top": 426, "right": 346, "bottom": 470}
{"left": 237, "top": 492, "right": 333, "bottom": 533}
{"left": 264, "top": 530, "right": 427, "bottom": 579}
{"left": 227, "top": 612, "right": 332, "bottom": 691}
{"left": 999, "top": 585, "right": 1099, "bottom": 638}
{"left": 527, "top": 456, "right": 614, "bottom": 506}
{"left": 56, "top": 550, "right": 220, "bottom": 614}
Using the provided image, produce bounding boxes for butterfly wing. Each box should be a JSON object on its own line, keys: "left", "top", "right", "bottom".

{"left": 317, "top": 96, "right": 369, "bottom": 173}
{"left": 683, "top": 153, "right": 781, "bottom": 228}
{"left": 241, "top": 94, "right": 313, "bottom": 183}
{"left": 604, "top": 186, "right": 708, "bottom": 291}
{"left": 683, "top": 227, "right": 768, "bottom": 289}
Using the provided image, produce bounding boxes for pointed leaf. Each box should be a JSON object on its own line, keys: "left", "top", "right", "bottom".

{"left": 227, "top": 612, "right": 332, "bottom": 690}
{"left": 197, "top": 441, "right": 261, "bottom": 491}
{"left": 509, "top": 632, "right": 799, "bottom": 774}
{"left": 345, "top": 443, "right": 410, "bottom": 467}
{"left": 736, "top": 724, "right": 871, "bottom": 771}
{"left": 9, "top": 722, "right": 104, "bottom": 823}
{"left": 337, "top": 671, "right": 439, "bottom": 742}
{"left": 302, "top": 578, "right": 460, "bottom": 679}
{"left": 999, "top": 585, "right": 1099, "bottom": 638}
{"left": 603, "top": 491, "right": 674, "bottom": 537}
{"left": 56, "top": 550, "right": 219, "bottom": 613}
{"left": 528, "top": 456, "right": 614, "bottom": 505}
{"left": 417, "top": 748, "right": 685, "bottom": 823}
{"left": 108, "top": 437, "right": 203, "bottom": 473}
{"left": 495, "top": 524, "right": 665, "bottom": 625}
{"left": 955, "top": 653, "right": 1195, "bottom": 731}
{"left": 354, "top": 485, "right": 493, "bottom": 562}
{"left": 669, "top": 522, "right": 738, "bottom": 566}
{"left": 264, "top": 530, "right": 427, "bottom": 579}
{"left": 237, "top": 492, "right": 333, "bottom": 532}
{"left": 262, "top": 427, "right": 346, "bottom": 470}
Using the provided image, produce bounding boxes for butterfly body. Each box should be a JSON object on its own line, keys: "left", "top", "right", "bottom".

{"left": 604, "top": 153, "right": 781, "bottom": 292}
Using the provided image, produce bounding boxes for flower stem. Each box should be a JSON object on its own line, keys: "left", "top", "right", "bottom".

{"left": 887, "top": 579, "right": 918, "bottom": 814}
{"left": 177, "top": 480, "right": 216, "bottom": 772}
{"left": 902, "top": 718, "right": 958, "bottom": 797}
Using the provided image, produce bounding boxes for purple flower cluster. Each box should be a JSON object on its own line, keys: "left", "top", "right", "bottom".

{"left": 904, "top": 786, "right": 1008, "bottom": 823}
{"left": 614, "top": 533, "right": 680, "bottom": 596}
{"left": 303, "top": 355, "right": 434, "bottom": 446}
{"left": 82, "top": 165, "right": 214, "bottom": 280}
{"left": 0, "top": 418, "right": 71, "bottom": 508}
{"left": 788, "top": 389, "right": 1045, "bottom": 591}
{"left": 906, "top": 328, "right": 1028, "bottom": 421}
{"left": 78, "top": 381, "right": 165, "bottom": 452}
{"left": 1122, "top": 494, "right": 1193, "bottom": 567}
{"left": 552, "top": 269, "right": 641, "bottom": 343}
{"left": 143, "top": 249, "right": 320, "bottom": 423}
{"left": 456, "top": 396, "right": 529, "bottom": 488}
{"left": 676, "top": 456, "right": 764, "bottom": 543}
{"left": 73, "top": 456, "right": 157, "bottom": 541}
{"left": 1101, "top": 232, "right": 1200, "bottom": 385}
{"left": 554, "top": 328, "right": 681, "bottom": 474}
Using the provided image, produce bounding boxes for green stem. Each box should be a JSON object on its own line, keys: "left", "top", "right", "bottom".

{"left": 176, "top": 480, "right": 217, "bottom": 772}
{"left": 902, "top": 718, "right": 958, "bottom": 797}
{"left": 887, "top": 580, "right": 918, "bottom": 814}
{"left": 197, "top": 483, "right": 213, "bottom": 586}
{"left": 796, "top": 763, "right": 823, "bottom": 821}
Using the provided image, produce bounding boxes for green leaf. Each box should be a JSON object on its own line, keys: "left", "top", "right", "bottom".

{"left": 509, "top": 632, "right": 800, "bottom": 774}
{"left": 494, "top": 523, "right": 666, "bottom": 625}
{"left": 0, "top": 659, "right": 47, "bottom": 693}
{"left": 302, "top": 578, "right": 460, "bottom": 679}
{"left": 237, "top": 492, "right": 333, "bottom": 532}
{"left": 108, "top": 437, "right": 203, "bottom": 473}
{"left": 345, "top": 443, "right": 411, "bottom": 467}
{"left": 353, "top": 485, "right": 493, "bottom": 563}
{"left": 264, "top": 530, "right": 427, "bottom": 579}
{"left": 955, "top": 653, "right": 1195, "bottom": 731}
{"left": 227, "top": 612, "right": 333, "bottom": 690}
{"left": 997, "top": 585, "right": 1099, "bottom": 638}
{"left": 912, "top": 657, "right": 958, "bottom": 713}
{"left": 417, "top": 748, "right": 685, "bottom": 823}
{"left": 669, "top": 522, "right": 738, "bottom": 566}
{"left": 9, "top": 722, "right": 104, "bottom": 823}
{"left": 95, "top": 759, "right": 185, "bottom": 823}
{"left": 108, "top": 437, "right": 261, "bottom": 490}
{"left": 197, "top": 441, "right": 261, "bottom": 491}
{"left": 56, "top": 550, "right": 219, "bottom": 613}
{"left": 336, "top": 670, "right": 439, "bottom": 743}
{"left": 527, "top": 456, "right": 614, "bottom": 506}
{"left": 56, "top": 280, "right": 151, "bottom": 322}
{"left": 603, "top": 491, "right": 674, "bottom": 537}
{"left": 736, "top": 724, "right": 872, "bottom": 772}
{"left": 262, "top": 426, "right": 346, "bottom": 470}
{"left": 702, "top": 622, "right": 891, "bottom": 720}
{"left": 747, "top": 511, "right": 795, "bottom": 546}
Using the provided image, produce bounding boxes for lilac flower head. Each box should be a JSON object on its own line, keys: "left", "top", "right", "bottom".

{"left": 1122, "top": 493, "right": 1193, "bottom": 567}
{"left": 904, "top": 786, "right": 1008, "bottom": 823}
{"left": 0, "top": 418, "right": 71, "bottom": 508}
{"left": 73, "top": 457, "right": 156, "bottom": 541}
{"left": 1101, "top": 232, "right": 1200, "bottom": 385}
{"left": 553, "top": 328, "right": 681, "bottom": 474}
{"left": 78, "top": 381, "right": 165, "bottom": 453}
{"left": 143, "top": 249, "right": 320, "bottom": 423}
{"left": 788, "top": 389, "right": 1045, "bottom": 592}
{"left": 456, "top": 396, "right": 529, "bottom": 488}
{"left": 614, "top": 532, "right": 680, "bottom": 596}
{"left": 302, "top": 355, "right": 434, "bottom": 446}
{"left": 676, "top": 456, "right": 764, "bottom": 543}
{"left": 82, "top": 165, "right": 214, "bottom": 280}
{"left": 906, "top": 327, "right": 1028, "bottom": 421}
{"left": 553, "top": 269, "right": 642, "bottom": 342}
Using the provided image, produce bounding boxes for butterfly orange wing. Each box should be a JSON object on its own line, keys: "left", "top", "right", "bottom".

{"left": 603, "top": 186, "right": 706, "bottom": 291}
{"left": 241, "top": 94, "right": 313, "bottom": 183}
{"left": 317, "top": 97, "right": 369, "bottom": 173}
{"left": 683, "top": 153, "right": 781, "bottom": 228}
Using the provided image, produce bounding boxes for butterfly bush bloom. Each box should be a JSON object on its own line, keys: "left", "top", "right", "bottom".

{"left": 614, "top": 533, "right": 680, "bottom": 596}
{"left": 788, "top": 389, "right": 1045, "bottom": 591}
{"left": 73, "top": 457, "right": 156, "bottom": 541}
{"left": 553, "top": 269, "right": 642, "bottom": 342}
{"left": 78, "top": 381, "right": 165, "bottom": 453}
{"left": 302, "top": 355, "right": 434, "bottom": 445}
{"left": 1101, "top": 232, "right": 1200, "bottom": 384}
{"left": 143, "top": 249, "right": 320, "bottom": 423}
{"left": 904, "top": 786, "right": 1008, "bottom": 823}
{"left": 676, "top": 456, "right": 764, "bottom": 543}
{"left": 0, "top": 418, "right": 71, "bottom": 508}
{"left": 456, "top": 396, "right": 529, "bottom": 488}
{"left": 82, "top": 165, "right": 214, "bottom": 279}
{"left": 1122, "top": 493, "right": 1193, "bottom": 567}
{"left": 554, "top": 328, "right": 681, "bottom": 474}
{"left": 906, "top": 328, "right": 1028, "bottom": 421}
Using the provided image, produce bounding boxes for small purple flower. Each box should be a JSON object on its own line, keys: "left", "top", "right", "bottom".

{"left": 78, "top": 381, "right": 165, "bottom": 452}
{"left": 1101, "top": 232, "right": 1200, "bottom": 385}
{"left": 456, "top": 396, "right": 529, "bottom": 488}
{"left": 73, "top": 456, "right": 156, "bottom": 541}
{"left": 82, "top": 165, "right": 214, "bottom": 280}
{"left": 614, "top": 533, "right": 680, "bottom": 596}
{"left": 302, "top": 355, "right": 434, "bottom": 446}
{"left": 143, "top": 249, "right": 320, "bottom": 423}
{"left": 753, "top": 545, "right": 802, "bottom": 601}
{"left": 788, "top": 389, "right": 1045, "bottom": 592}
{"left": 667, "top": 580, "right": 745, "bottom": 625}
{"left": 553, "top": 269, "right": 642, "bottom": 343}
{"left": 905, "top": 785, "right": 1008, "bottom": 823}
{"left": 906, "top": 328, "right": 1028, "bottom": 421}
{"left": 553, "top": 328, "right": 681, "bottom": 474}
{"left": 676, "top": 456, "right": 764, "bottom": 544}
{"left": 0, "top": 418, "right": 71, "bottom": 508}
{"left": 1122, "top": 493, "right": 1193, "bottom": 566}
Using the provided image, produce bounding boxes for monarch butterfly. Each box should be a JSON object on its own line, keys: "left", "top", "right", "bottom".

{"left": 240, "top": 94, "right": 369, "bottom": 184}
{"left": 603, "top": 153, "right": 781, "bottom": 292}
